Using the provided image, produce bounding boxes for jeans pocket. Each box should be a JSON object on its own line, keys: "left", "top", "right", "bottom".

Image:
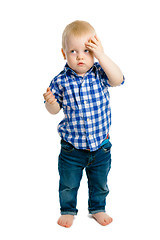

{"left": 61, "top": 140, "right": 75, "bottom": 153}
{"left": 101, "top": 141, "right": 112, "bottom": 154}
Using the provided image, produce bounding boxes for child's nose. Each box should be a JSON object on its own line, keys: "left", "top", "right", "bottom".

{"left": 77, "top": 53, "right": 83, "bottom": 60}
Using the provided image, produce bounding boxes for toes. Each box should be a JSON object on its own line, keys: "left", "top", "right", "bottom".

{"left": 65, "top": 224, "right": 71, "bottom": 228}
{"left": 92, "top": 213, "right": 113, "bottom": 226}
{"left": 65, "top": 221, "right": 71, "bottom": 228}
{"left": 57, "top": 220, "right": 63, "bottom": 226}
{"left": 57, "top": 218, "right": 65, "bottom": 227}
{"left": 103, "top": 217, "right": 113, "bottom": 225}
{"left": 57, "top": 216, "right": 73, "bottom": 228}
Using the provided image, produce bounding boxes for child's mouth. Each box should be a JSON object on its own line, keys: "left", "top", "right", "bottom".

{"left": 78, "top": 62, "right": 84, "bottom": 66}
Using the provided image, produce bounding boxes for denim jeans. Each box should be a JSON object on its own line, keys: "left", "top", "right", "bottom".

{"left": 58, "top": 139, "right": 112, "bottom": 215}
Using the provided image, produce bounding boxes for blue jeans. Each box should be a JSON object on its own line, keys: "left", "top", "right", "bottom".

{"left": 58, "top": 139, "right": 112, "bottom": 215}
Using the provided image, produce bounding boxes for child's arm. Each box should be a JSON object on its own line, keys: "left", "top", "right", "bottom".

{"left": 43, "top": 87, "right": 61, "bottom": 114}
{"left": 85, "top": 35, "right": 124, "bottom": 87}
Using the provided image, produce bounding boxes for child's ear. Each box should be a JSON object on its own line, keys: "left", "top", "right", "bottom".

{"left": 61, "top": 48, "right": 66, "bottom": 60}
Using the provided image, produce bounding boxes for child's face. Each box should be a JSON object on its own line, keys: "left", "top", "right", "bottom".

{"left": 62, "top": 33, "right": 94, "bottom": 77}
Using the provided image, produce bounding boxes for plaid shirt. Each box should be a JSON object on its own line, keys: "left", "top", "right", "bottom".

{"left": 49, "top": 62, "right": 124, "bottom": 152}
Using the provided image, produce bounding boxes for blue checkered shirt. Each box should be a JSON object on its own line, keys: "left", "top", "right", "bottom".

{"left": 49, "top": 62, "right": 124, "bottom": 151}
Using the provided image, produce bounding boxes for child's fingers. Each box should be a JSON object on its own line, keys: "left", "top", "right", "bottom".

{"left": 43, "top": 87, "right": 55, "bottom": 102}
{"left": 47, "top": 87, "right": 52, "bottom": 94}
{"left": 90, "top": 36, "right": 98, "bottom": 45}
{"left": 43, "top": 91, "right": 56, "bottom": 103}
{"left": 94, "top": 34, "right": 100, "bottom": 42}
{"left": 85, "top": 37, "right": 98, "bottom": 49}
{"left": 43, "top": 91, "right": 50, "bottom": 98}
{"left": 44, "top": 94, "right": 50, "bottom": 101}
{"left": 85, "top": 41, "right": 96, "bottom": 49}
{"left": 44, "top": 93, "right": 54, "bottom": 101}
{"left": 43, "top": 88, "right": 53, "bottom": 97}
{"left": 47, "top": 98, "right": 57, "bottom": 105}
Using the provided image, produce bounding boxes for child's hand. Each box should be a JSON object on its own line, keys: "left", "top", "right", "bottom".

{"left": 43, "top": 87, "right": 57, "bottom": 105}
{"left": 85, "top": 35, "right": 104, "bottom": 61}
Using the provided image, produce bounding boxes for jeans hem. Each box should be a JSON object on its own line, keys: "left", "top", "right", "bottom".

{"left": 89, "top": 209, "right": 106, "bottom": 214}
{"left": 61, "top": 211, "right": 77, "bottom": 216}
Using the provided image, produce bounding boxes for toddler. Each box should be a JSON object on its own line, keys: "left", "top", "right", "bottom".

{"left": 43, "top": 20, "right": 125, "bottom": 227}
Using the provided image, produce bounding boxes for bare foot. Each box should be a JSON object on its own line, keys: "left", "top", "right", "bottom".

{"left": 57, "top": 215, "right": 74, "bottom": 228}
{"left": 92, "top": 212, "right": 113, "bottom": 226}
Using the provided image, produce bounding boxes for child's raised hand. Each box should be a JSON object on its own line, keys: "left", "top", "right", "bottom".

{"left": 43, "top": 87, "right": 57, "bottom": 105}
{"left": 85, "top": 35, "right": 104, "bottom": 61}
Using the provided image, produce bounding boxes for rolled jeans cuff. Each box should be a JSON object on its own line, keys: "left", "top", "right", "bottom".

{"left": 61, "top": 211, "right": 77, "bottom": 216}
{"left": 89, "top": 209, "right": 106, "bottom": 214}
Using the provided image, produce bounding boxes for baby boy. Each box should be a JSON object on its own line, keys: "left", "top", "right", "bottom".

{"left": 43, "top": 20, "right": 124, "bottom": 227}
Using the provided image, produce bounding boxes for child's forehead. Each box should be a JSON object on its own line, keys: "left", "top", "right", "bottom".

{"left": 66, "top": 33, "right": 92, "bottom": 47}
{"left": 70, "top": 32, "right": 93, "bottom": 40}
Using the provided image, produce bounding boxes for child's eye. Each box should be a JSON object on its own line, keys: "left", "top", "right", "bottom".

{"left": 84, "top": 49, "right": 89, "bottom": 53}
{"left": 71, "top": 50, "right": 76, "bottom": 53}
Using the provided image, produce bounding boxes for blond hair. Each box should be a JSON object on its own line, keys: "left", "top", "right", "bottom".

{"left": 62, "top": 20, "right": 95, "bottom": 50}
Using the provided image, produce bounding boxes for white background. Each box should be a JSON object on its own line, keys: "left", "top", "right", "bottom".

{"left": 0, "top": 0, "right": 160, "bottom": 239}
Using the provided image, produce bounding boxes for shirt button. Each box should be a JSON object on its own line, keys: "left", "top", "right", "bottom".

{"left": 87, "top": 118, "right": 90, "bottom": 122}
{"left": 89, "top": 134, "right": 92, "bottom": 138}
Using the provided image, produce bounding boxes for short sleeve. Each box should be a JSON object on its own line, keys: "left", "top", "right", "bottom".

{"left": 95, "top": 62, "right": 111, "bottom": 88}
{"left": 49, "top": 78, "right": 63, "bottom": 108}
{"left": 96, "top": 62, "right": 125, "bottom": 88}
